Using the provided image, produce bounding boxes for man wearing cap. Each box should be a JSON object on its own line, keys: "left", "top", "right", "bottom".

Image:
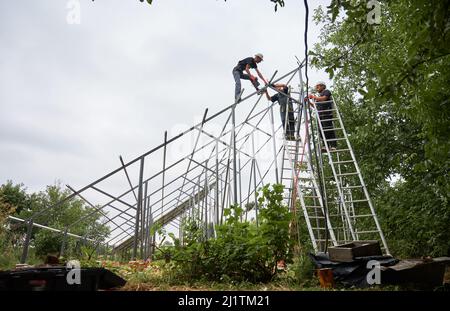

{"left": 308, "top": 82, "right": 337, "bottom": 151}
{"left": 232, "top": 53, "right": 267, "bottom": 102}
{"left": 266, "top": 83, "right": 295, "bottom": 140}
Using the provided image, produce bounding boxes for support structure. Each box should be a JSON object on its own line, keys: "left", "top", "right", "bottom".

{"left": 9, "top": 63, "right": 389, "bottom": 262}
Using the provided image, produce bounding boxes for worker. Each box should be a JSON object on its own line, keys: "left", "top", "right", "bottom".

{"left": 266, "top": 83, "right": 295, "bottom": 141}
{"left": 232, "top": 53, "right": 267, "bottom": 102}
{"left": 307, "top": 81, "right": 337, "bottom": 152}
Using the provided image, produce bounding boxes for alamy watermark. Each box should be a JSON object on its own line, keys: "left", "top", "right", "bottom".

{"left": 367, "top": 0, "right": 381, "bottom": 25}
{"left": 66, "top": 259, "right": 81, "bottom": 285}
{"left": 366, "top": 260, "right": 381, "bottom": 285}
{"left": 66, "top": 0, "right": 81, "bottom": 25}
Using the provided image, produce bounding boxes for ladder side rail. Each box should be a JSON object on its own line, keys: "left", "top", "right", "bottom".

{"left": 334, "top": 102, "right": 390, "bottom": 254}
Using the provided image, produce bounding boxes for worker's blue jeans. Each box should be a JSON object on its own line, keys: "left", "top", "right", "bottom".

{"left": 316, "top": 101, "right": 337, "bottom": 147}
{"left": 233, "top": 68, "right": 260, "bottom": 101}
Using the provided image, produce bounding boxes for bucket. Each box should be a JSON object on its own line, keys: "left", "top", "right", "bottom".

{"left": 317, "top": 268, "right": 335, "bottom": 288}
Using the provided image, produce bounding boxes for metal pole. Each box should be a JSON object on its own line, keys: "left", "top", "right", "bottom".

{"left": 251, "top": 133, "right": 259, "bottom": 227}
{"left": 20, "top": 220, "right": 33, "bottom": 264}
{"left": 119, "top": 156, "right": 139, "bottom": 202}
{"left": 162, "top": 131, "right": 167, "bottom": 216}
{"left": 141, "top": 181, "right": 148, "bottom": 259}
{"left": 133, "top": 157, "right": 145, "bottom": 260}
{"left": 215, "top": 140, "right": 220, "bottom": 227}
{"left": 269, "top": 103, "right": 280, "bottom": 184}
{"left": 232, "top": 102, "right": 238, "bottom": 206}
{"left": 60, "top": 228, "right": 68, "bottom": 258}
{"left": 238, "top": 153, "right": 243, "bottom": 221}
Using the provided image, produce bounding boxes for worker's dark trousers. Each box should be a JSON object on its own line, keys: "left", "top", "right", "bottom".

{"left": 317, "top": 102, "right": 337, "bottom": 148}
{"left": 233, "top": 68, "right": 260, "bottom": 101}
{"left": 280, "top": 104, "right": 295, "bottom": 137}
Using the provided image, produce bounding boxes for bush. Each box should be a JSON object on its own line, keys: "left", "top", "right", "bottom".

{"left": 167, "top": 184, "right": 293, "bottom": 283}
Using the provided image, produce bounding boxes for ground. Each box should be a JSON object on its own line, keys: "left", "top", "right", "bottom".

{"left": 91, "top": 259, "right": 398, "bottom": 291}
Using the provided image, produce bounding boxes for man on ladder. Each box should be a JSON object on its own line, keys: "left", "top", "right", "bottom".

{"left": 266, "top": 83, "right": 295, "bottom": 140}
{"left": 232, "top": 53, "right": 267, "bottom": 102}
{"left": 308, "top": 81, "right": 337, "bottom": 152}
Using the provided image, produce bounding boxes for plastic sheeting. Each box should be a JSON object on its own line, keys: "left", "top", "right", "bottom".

{"left": 309, "top": 252, "right": 398, "bottom": 287}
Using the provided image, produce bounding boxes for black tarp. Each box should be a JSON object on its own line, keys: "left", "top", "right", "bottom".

{"left": 309, "top": 252, "right": 398, "bottom": 287}
{"left": 0, "top": 267, "right": 126, "bottom": 291}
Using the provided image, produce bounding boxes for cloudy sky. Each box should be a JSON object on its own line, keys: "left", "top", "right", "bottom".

{"left": 0, "top": 0, "right": 331, "bottom": 194}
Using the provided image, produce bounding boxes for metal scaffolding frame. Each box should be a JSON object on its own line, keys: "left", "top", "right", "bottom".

{"left": 8, "top": 63, "right": 389, "bottom": 263}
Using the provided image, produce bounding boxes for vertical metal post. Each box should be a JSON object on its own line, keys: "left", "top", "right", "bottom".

{"left": 231, "top": 103, "right": 238, "bottom": 206}
{"left": 215, "top": 140, "right": 220, "bottom": 227}
{"left": 220, "top": 159, "right": 231, "bottom": 224}
{"left": 204, "top": 160, "right": 208, "bottom": 238}
{"left": 162, "top": 131, "right": 167, "bottom": 216}
{"left": 60, "top": 228, "right": 68, "bottom": 258}
{"left": 238, "top": 154, "right": 243, "bottom": 221}
{"left": 20, "top": 220, "right": 33, "bottom": 264}
{"left": 144, "top": 195, "right": 151, "bottom": 259}
{"left": 141, "top": 181, "right": 148, "bottom": 259}
{"left": 269, "top": 104, "right": 280, "bottom": 184}
{"left": 251, "top": 133, "right": 259, "bottom": 226}
{"left": 133, "top": 156, "right": 145, "bottom": 260}
{"left": 147, "top": 200, "right": 153, "bottom": 260}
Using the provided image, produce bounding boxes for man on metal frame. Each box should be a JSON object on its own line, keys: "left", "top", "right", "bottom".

{"left": 232, "top": 53, "right": 267, "bottom": 102}
{"left": 266, "top": 83, "right": 295, "bottom": 141}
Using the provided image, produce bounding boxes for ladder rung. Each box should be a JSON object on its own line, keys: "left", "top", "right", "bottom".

{"left": 347, "top": 214, "right": 374, "bottom": 218}
{"left": 311, "top": 227, "right": 327, "bottom": 230}
{"left": 336, "top": 172, "right": 358, "bottom": 176}
{"left": 344, "top": 199, "right": 368, "bottom": 203}
{"left": 305, "top": 205, "right": 322, "bottom": 208}
{"left": 323, "top": 128, "right": 342, "bottom": 132}
{"left": 308, "top": 216, "right": 325, "bottom": 219}
{"left": 341, "top": 185, "right": 364, "bottom": 189}
{"left": 356, "top": 230, "right": 380, "bottom": 234}
{"left": 326, "top": 138, "right": 346, "bottom": 142}
{"left": 317, "top": 108, "right": 336, "bottom": 113}
{"left": 334, "top": 160, "right": 354, "bottom": 164}
{"left": 330, "top": 149, "right": 350, "bottom": 153}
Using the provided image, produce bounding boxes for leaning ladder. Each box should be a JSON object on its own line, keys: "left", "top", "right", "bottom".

{"left": 280, "top": 102, "right": 337, "bottom": 253}
{"left": 312, "top": 99, "right": 390, "bottom": 255}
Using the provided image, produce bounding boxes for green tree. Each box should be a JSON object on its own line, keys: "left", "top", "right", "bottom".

{"left": 0, "top": 181, "right": 110, "bottom": 260}
{"left": 310, "top": 1, "right": 450, "bottom": 256}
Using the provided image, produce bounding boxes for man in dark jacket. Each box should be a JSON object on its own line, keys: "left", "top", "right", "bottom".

{"left": 232, "top": 53, "right": 267, "bottom": 101}
{"left": 266, "top": 83, "right": 295, "bottom": 140}
{"left": 308, "top": 81, "right": 337, "bottom": 151}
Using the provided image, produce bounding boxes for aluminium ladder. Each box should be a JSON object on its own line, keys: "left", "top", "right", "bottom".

{"left": 279, "top": 99, "right": 337, "bottom": 253}
{"left": 312, "top": 99, "right": 390, "bottom": 254}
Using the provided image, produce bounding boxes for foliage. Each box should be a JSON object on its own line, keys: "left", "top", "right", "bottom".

{"left": 311, "top": 1, "right": 450, "bottom": 257}
{"left": 0, "top": 181, "right": 110, "bottom": 262}
{"left": 165, "top": 184, "right": 293, "bottom": 283}
{"left": 0, "top": 193, "right": 17, "bottom": 269}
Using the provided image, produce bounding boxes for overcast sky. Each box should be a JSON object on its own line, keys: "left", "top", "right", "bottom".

{"left": 0, "top": 0, "right": 331, "bottom": 194}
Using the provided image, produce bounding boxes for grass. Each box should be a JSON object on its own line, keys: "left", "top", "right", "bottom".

{"left": 85, "top": 259, "right": 400, "bottom": 291}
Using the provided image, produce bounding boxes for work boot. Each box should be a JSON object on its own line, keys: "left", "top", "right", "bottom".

{"left": 285, "top": 134, "right": 295, "bottom": 141}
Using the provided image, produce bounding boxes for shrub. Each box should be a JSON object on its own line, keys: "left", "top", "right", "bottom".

{"left": 167, "top": 184, "right": 293, "bottom": 283}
